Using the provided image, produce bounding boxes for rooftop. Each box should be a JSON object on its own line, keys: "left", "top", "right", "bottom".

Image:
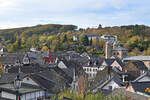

{"left": 112, "top": 46, "right": 127, "bottom": 51}
{"left": 0, "top": 83, "right": 41, "bottom": 95}
{"left": 123, "top": 56, "right": 150, "bottom": 61}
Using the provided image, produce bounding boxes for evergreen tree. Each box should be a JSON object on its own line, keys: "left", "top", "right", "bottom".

{"left": 80, "top": 35, "right": 89, "bottom": 46}
{"left": 62, "top": 34, "right": 68, "bottom": 42}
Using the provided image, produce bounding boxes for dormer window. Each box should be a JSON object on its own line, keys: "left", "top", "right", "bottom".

{"left": 113, "top": 52, "right": 116, "bottom": 55}
{"left": 23, "top": 54, "right": 30, "bottom": 65}
{"left": 88, "top": 61, "right": 92, "bottom": 66}
{"left": 117, "top": 52, "right": 119, "bottom": 55}
{"left": 94, "top": 61, "right": 98, "bottom": 65}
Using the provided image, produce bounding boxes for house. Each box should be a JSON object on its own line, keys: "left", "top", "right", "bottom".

{"left": 0, "top": 82, "right": 46, "bottom": 100}
{"left": 93, "top": 73, "right": 124, "bottom": 93}
{"left": 82, "top": 58, "right": 104, "bottom": 79}
{"left": 0, "top": 53, "right": 24, "bottom": 67}
{"left": 73, "top": 34, "right": 79, "bottom": 41}
{"left": 73, "top": 33, "right": 100, "bottom": 42}
{"left": 100, "top": 59, "right": 115, "bottom": 70}
{"left": 126, "top": 81, "right": 150, "bottom": 97}
{"left": 123, "top": 56, "right": 150, "bottom": 69}
{"left": 101, "top": 35, "right": 117, "bottom": 42}
{"left": 112, "top": 46, "right": 127, "bottom": 59}
{"left": 123, "top": 61, "right": 148, "bottom": 81}
{"left": 0, "top": 46, "right": 8, "bottom": 57}
{"left": 22, "top": 74, "right": 59, "bottom": 95}
{"left": 110, "top": 57, "right": 125, "bottom": 72}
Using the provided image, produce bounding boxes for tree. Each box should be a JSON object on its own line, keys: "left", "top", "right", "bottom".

{"left": 39, "top": 36, "right": 47, "bottom": 43}
{"left": 41, "top": 46, "right": 49, "bottom": 51}
{"left": 92, "top": 38, "right": 97, "bottom": 47}
{"left": 0, "top": 62, "right": 4, "bottom": 74}
{"left": 62, "top": 34, "right": 68, "bottom": 42}
{"left": 98, "top": 24, "right": 102, "bottom": 29}
{"left": 143, "top": 45, "right": 150, "bottom": 56}
{"left": 80, "top": 35, "right": 89, "bottom": 46}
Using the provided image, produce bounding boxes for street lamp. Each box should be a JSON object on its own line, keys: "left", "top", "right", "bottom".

{"left": 14, "top": 75, "right": 22, "bottom": 100}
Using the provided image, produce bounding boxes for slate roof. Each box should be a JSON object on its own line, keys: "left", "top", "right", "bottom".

{"left": 27, "top": 51, "right": 41, "bottom": 59}
{"left": 114, "top": 57, "right": 125, "bottom": 67}
{"left": 0, "top": 53, "right": 24, "bottom": 65}
{"left": 132, "top": 61, "right": 148, "bottom": 71}
{"left": 93, "top": 72, "right": 124, "bottom": 93}
{"left": 0, "top": 73, "right": 27, "bottom": 84}
{"left": 101, "top": 73, "right": 124, "bottom": 88}
{"left": 83, "top": 57, "right": 104, "bottom": 67}
{"left": 123, "top": 56, "right": 150, "bottom": 61}
{"left": 50, "top": 67, "right": 73, "bottom": 84}
{"left": 112, "top": 46, "right": 127, "bottom": 51}
{"left": 134, "top": 70, "right": 150, "bottom": 82}
{"left": 8, "top": 64, "right": 48, "bottom": 73}
{"left": 104, "top": 59, "right": 115, "bottom": 66}
{"left": 83, "top": 33, "right": 100, "bottom": 37}
{"left": 0, "top": 97, "right": 12, "bottom": 100}
{"left": 130, "top": 81, "right": 150, "bottom": 95}
{"left": 28, "top": 74, "right": 58, "bottom": 93}
{"left": 37, "top": 70, "right": 70, "bottom": 87}
{"left": 0, "top": 83, "right": 41, "bottom": 95}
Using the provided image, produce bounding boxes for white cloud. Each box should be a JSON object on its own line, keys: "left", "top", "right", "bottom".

{"left": 0, "top": 0, "right": 150, "bottom": 29}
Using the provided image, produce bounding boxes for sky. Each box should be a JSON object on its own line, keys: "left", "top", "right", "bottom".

{"left": 0, "top": 0, "right": 150, "bottom": 29}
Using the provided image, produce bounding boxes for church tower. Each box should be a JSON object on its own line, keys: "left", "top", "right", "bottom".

{"left": 105, "top": 41, "right": 112, "bottom": 59}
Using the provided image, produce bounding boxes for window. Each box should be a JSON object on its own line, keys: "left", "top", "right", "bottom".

{"left": 109, "top": 86, "right": 112, "bottom": 90}
{"left": 113, "top": 52, "right": 116, "bottom": 55}
{"left": 90, "top": 68, "right": 92, "bottom": 72}
{"left": 27, "top": 77, "right": 29, "bottom": 80}
{"left": 87, "top": 68, "right": 89, "bottom": 72}
{"left": 117, "top": 52, "right": 119, "bottom": 55}
{"left": 93, "top": 69, "right": 95, "bottom": 72}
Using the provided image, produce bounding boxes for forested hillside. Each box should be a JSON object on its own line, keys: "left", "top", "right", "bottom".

{"left": 0, "top": 24, "right": 150, "bottom": 56}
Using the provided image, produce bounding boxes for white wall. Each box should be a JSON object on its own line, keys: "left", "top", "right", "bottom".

{"left": 21, "top": 90, "right": 45, "bottom": 100}
{"left": 103, "top": 80, "right": 120, "bottom": 90}
{"left": 1, "top": 91, "right": 16, "bottom": 100}
{"left": 83, "top": 67, "right": 99, "bottom": 79}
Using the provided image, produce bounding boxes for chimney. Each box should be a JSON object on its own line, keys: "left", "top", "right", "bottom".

{"left": 69, "top": 56, "right": 71, "bottom": 60}
{"left": 122, "top": 74, "right": 128, "bottom": 83}
{"left": 105, "top": 41, "right": 112, "bottom": 59}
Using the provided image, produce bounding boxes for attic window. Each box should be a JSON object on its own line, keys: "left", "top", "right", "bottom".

{"left": 113, "top": 52, "right": 116, "bottom": 55}
{"left": 27, "top": 77, "right": 29, "bottom": 80}
{"left": 109, "top": 86, "right": 112, "bottom": 90}
{"left": 117, "top": 52, "right": 119, "bottom": 55}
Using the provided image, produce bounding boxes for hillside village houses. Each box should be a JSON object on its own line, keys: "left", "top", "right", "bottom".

{"left": 0, "top": 34, "right": 150, "bottom": 99}
{"left": 73, "top": 33, "right": 100, "bottom": 42}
